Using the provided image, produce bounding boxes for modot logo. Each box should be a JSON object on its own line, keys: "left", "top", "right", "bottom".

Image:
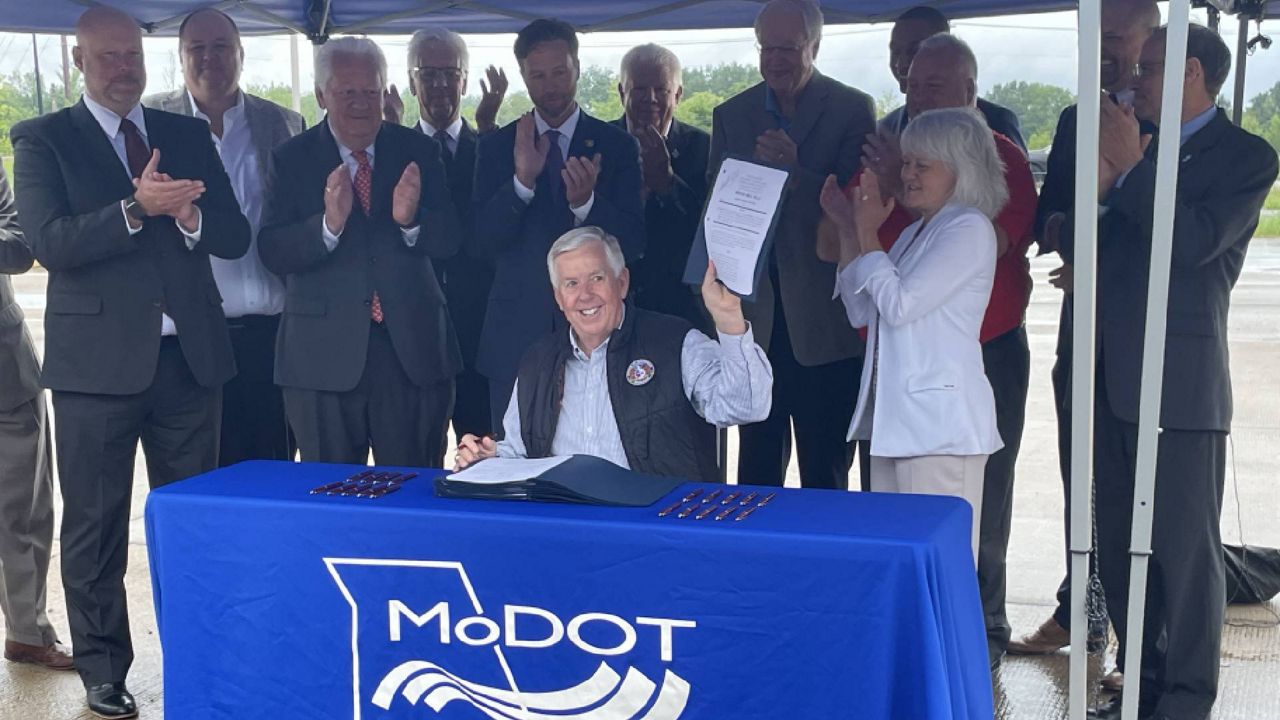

{"left": 325, "top": 558, "right": 696, "bottom": 719}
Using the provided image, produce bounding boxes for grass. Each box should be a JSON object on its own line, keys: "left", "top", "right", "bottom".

{"left": 1256, "top": 213, "right": 1280, "bottom": 238}
{"left": 1265, "top": 185, "right": 1280, "bottom": 211}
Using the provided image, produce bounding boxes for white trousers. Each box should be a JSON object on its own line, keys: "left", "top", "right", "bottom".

{"left": 869, "top": 454, "right": 988, "bottom": 565}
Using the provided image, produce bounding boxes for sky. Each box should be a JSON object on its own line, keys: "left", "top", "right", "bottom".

{"left": 1, "top": 8, "right": 1277, "bottom": 111}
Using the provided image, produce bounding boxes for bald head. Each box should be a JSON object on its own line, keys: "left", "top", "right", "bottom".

{"left": 73, "top": 6, "right": 146, "bottom": 117}
{"left": 1101, "top": 0, "right": 1161, "bottom": 92}
{"left": 905, "top": 33, "right": 977, "bottom": 119}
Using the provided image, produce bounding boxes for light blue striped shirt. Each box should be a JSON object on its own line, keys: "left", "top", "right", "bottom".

{"left": 496, "top": 323, "right": 773, "bottom": 468}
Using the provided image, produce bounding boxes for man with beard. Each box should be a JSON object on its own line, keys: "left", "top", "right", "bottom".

{"left": 472, "top": 18, "right": 644, "bottom": 428}
{"left": 144, "top": 7, "right": 305, "bottom": 465}
{"left": 612, "top": 43, "right": 712, "bottom": 331}
{"left": 10, "top": 6, "right": 249, "bottom": 716}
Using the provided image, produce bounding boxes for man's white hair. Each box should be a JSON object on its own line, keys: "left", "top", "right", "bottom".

{"left": 315, "top": 36, "right": 387, "bottom": 89}
{"left": 754, "top": 0, "right": 824, "bottom": 47}
{"left": 915, "top": 32, "right": 978, "bottom": 82}
{"left": 547, "top": 227, "right": 626, "bottom": 286}
{"left": 620, "top": 43, "right": 682, "bottom": 88}
{"left": 900, "top": 107, "right": 1008, "bottom": 218}
{"left": 407, "top": 27, "right": 469, "bottom": 71}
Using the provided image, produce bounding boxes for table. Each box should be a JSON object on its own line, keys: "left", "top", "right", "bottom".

{"left": 145, "top": 460, "right": 992, "bottom": 719}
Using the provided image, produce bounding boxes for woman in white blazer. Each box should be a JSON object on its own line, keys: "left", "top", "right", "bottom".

{"left": 820, "top": 108, "right": 1007, "bottom": 560}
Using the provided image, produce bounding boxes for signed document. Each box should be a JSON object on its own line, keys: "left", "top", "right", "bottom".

{"left": 701, "top": 157, "right": 789, "bottom": 296}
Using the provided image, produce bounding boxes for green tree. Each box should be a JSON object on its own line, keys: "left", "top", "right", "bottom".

{"left": 984, "top": 80, "right": 1075, "bottom": 150}
{"left": 682, "top": 62, "right": 758, "bottom": 97}
{"left": 674, "top": 90, "right": 723, "bottom": 132}
{"left": 1243, "top": 80, "right": 1280, "bottom": 156}
{"left": 0, "top": 70, "right": 81, "bottom": 155}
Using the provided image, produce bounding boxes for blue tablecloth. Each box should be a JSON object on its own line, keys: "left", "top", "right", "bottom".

{"left": 145, "top": 461, "right": 992, "bottom": 719}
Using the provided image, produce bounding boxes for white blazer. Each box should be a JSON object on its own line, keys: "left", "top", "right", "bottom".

{"left": 835, "top": 203, "right": 1003, "bottom": 458}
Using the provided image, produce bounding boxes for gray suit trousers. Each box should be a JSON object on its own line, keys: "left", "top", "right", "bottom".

{"left": 0, "top": 393, "right": 58, "bottom": 646}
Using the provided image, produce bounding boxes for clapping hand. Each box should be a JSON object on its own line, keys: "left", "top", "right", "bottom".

{"left": 323, "top": 164, "right": 354, "bottom": 235}
{"left": 131, "top": 149, "right": 205, "bottom": 228}
{"left": 563, "top": 153, "right": 602, "bottom": 210}
{"left": 754, "top": 129, "right": 798, "bottom": 167}
{"left": 851, "top": 169, "right": 894, "bottom": 255}
{"left": 391, "top": 162, "right": 421, "bottom": 227}
{"left": 636, "top": 125, "right": 674, "bottom": 195}
{"left": 476, "top": 66, "right": 508, "bottom": 134}
{"left": 513, "top": 113, "right": 550, "bottom": 189}
{"left": 383, "top": 84, "right": 404, "bottom": 125}
{"left": 861, "top": 130, "right": 903, "bottom": 200}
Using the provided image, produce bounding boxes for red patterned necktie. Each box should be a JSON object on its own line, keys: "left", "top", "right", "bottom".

{"left": 119, "top": 118, "right": 150, "bottom": 178}
{"left": 351, "top": 150, "right": 383, "bottom": 323}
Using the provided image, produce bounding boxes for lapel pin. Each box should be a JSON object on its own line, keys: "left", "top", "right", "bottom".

{"left": 584, "top": 138, "right": 595, "bottom": 149}
{"left": 626, "top": 359, "right": 655, "bottom": 386}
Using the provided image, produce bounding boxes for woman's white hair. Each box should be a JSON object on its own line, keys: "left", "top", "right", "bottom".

{"left": 547, "top": 227, "right": 626, "bottom": 286}
{"left": 407, "top": 27, "right": 469, "bottom": 71}
{"left": 620, "top": 43, "right": 682, "bottom": 88}
{"left": 900, "top": 107, "right": 1008, "bottom": 219}
{"left": 315, "top": 37, "right": 387, "bottom": 89}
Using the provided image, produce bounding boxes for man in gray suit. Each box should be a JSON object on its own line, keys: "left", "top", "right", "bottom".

{"left": 144, "top": 7, "right": 305, "bottom": 466}
{"left": 709, "top": 0, "right": 875, "bottom": 489}
{"left": 0, "top": 166, "right": 73, "bottom": 672}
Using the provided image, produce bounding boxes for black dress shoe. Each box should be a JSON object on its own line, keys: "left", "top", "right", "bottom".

{"left": 1087, "top": 696, "right": 1155, "bottom": 720}
{"left": 86, "top": 682, "right": 138, "bottom": 719}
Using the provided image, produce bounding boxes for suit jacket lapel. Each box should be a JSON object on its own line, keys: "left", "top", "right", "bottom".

{"left": 70, "top": 100, "right": 134, "bottom": 195}
{"left": 1178, "top": 108, "right": 1228, "bottom": 166}
{"left": 243, "top": 95, "right": 279, "bottom": 180}
{"left": 746, "top": 84, "right": 776, "bottom": 147}
{"left": 787, "top": 72, "right": 830, "bottom": 150}
{"left": 567, "top": 111, "right": 600, "bottom": 159}
{"left": 370, "top": 123, "right": 398, "bottom": 216}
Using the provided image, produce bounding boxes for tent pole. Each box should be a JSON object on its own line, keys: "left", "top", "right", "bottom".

{"left": 1118, "top": 1, "right": 1191, "bottom": 719}
{"left": 32, "top": 34, "right": 45, "bottom": 116}
{"left": 290, "top": 32, "right": 302, "bottom": 114}
{"left": 1233, "top": 15, "right": 1248, "bottom": 125}
{"left": 1067, "top": 0, "right": 1102, "bottom": 714}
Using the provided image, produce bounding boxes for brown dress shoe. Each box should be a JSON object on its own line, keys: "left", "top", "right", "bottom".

{"left": 1007, "top": 616, "right": 1071, "bottom": 655}
{"left": 1100, "top": 669, "right": 1124, "bottom": 693}
{"left": 4, "top": 639, "right": 75, "bottom": 670}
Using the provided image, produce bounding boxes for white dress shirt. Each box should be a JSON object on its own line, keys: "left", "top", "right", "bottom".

{"left": 191, "top": 90, "right": 284, "bottom": 318}
{"left": 835, "top": 203, "right": 1003, "bottom": 458}
{"left": 512, "top": 106, "right": 595, "bottom": 222}
{"left": 321, "top": 133, "right": 421, "bottom": 250}
{"left": 419, "top": 117, "right": 463, "bottom": 156}
{"left": 495, "top": 319, "right": 773, "bottom": 467}
{"left": 83, "top": 94, "right": 202, "bottom": 336}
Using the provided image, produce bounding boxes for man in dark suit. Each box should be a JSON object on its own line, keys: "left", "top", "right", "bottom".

{"left": 880, "top": 6, "right": 1026, "bottom": 152}
{"left": 259, "top": 37, "right": 462, "bottom": 468}
{"left": 403, "top": 28, "right": 503, "bottom": 439}
{"left": 472, "top": 18, "right": 645, "bottom": 426}
{"left": 144, "top": 7, "right": 305, "bottom": 466}
{"left": 1061, "top": 25, "right": 1278, "bottom": 720}
{"left": 1010, "top": 0, "right": 1161, "bottom": 677}
{"left": 612, "top": 43, "right": 712, "bottom": 331}
{"left": 0, "top": 166, "right": 73, "bottom": 673}
{"left": 10, "top": 7, "right": 250, "bottom": 716}
{"left": 710, "top": 0, "right": 875, "bottom": 489}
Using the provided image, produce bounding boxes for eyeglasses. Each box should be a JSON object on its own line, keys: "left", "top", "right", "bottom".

{"left": 1135, "top": 62, "right": 1164, "bottom": 78}
{"left": 755, "top": 43, "right": 808, "bottom": 57}
{"left": 412, "top": 66, "right": 464, "bottom": 83}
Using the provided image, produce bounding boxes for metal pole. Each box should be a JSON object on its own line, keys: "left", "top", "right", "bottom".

{"left": 1067, "top": 1, "right": 1102, "bottom": 718}
{"left": 1118, "top": 2, "right": 1191, "bottom": 719}
{"left": 31, "top": 34, "right": 44, "bottom": 116}
{"left": 290, "top": 33, "right": 302, "bottom": 114}
{"left": 1233, "top": 16, "right": 1248, "bottom": 125}
{"left": 60, "top": 34, "right": 71, "bottom": 103}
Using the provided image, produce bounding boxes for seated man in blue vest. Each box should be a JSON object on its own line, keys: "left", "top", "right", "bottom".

{"left": 454, "top": 226, "right": 772, "bottom": 481}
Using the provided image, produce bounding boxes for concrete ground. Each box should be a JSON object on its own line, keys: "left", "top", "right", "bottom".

{"left": 2, "top": 243, "right": 1278, "bottom": 719}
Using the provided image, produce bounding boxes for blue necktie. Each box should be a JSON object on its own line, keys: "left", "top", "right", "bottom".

{"left": 542, "top": 129, "right": 565, "bottom": 202}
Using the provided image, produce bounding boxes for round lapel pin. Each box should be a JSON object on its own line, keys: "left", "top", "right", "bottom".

{"left": 626, "top": 359, "right": 655, "bottom": 386}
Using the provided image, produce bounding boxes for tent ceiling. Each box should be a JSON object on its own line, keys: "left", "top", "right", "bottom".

{"left": 0, "top": 0, "right": 1274, "bottom": 40}
{"left": 0, "top": 0, "right": 1271, "bottom": 39}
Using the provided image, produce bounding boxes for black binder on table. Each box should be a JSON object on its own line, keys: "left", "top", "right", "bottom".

{"left": 434, "top": 455, "right": 682, "bottom": 508}
{"left": 682, "top": 153, "right": 790, "bottom": 304}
